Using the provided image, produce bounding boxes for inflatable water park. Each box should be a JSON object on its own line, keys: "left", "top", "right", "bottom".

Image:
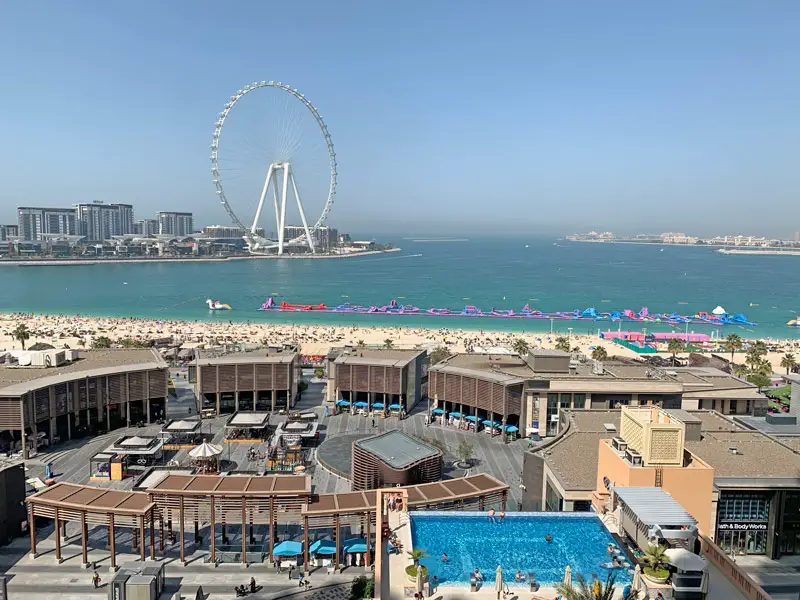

{"left": 257, "top": 298, "right": 756, "bottom": 326}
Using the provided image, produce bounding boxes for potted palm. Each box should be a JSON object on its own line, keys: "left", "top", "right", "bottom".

{"left": 555, "top": 572, "right": 637, "bottom": 600}
{"left": 642, "top": 543, "right": 670, "bottom": 584}
{"left": 405, "top": 548, "right": 429, "bottom": 585}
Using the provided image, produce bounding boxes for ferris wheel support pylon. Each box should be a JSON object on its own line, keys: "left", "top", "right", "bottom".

{"left": 249, "top": 161, "right": 317, "bottom": 255}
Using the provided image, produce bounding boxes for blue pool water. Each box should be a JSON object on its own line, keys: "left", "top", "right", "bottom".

{"left": 410, "top": 512, "right": 631, "bottom": 587}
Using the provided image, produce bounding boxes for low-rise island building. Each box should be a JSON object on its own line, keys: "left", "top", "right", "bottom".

{"left": 351, "top": 430, "right": 443, "bottom": 491}
{"left": 0, "top": 348, "right": 168, "bottom": 457}
{"left": 190, "top": 349, "right": 300, "bottom": 414}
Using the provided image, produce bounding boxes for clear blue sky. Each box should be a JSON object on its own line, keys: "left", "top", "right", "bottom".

{"left": 2, "top": 1, "right": 799, "bottom": 236}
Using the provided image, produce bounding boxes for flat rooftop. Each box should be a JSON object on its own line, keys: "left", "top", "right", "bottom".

{"left": 354, "top": 430, "right": 441, "bottom": 469}
{"left": 429, "top": 354, "right": 533, "bottom": 383}
{"left": 534, "top": 409, "right": 621, "bottom": 491}
{"left": 333, "top": 348, "right": 424, "bottom": 367}
{"left": 685, "top": 430, "right": 800, "bottom": 480}
{"left": 194, "top": 349, "right": 297, "bottom": 365}
{"left": 0, "top": 348, "right": 165, "bottom": 395}
{"left": 734, "top": 415, "right": 800, "bottom": 437}
{"left": 226, "top": 412, "right": 270, "bottom": 428}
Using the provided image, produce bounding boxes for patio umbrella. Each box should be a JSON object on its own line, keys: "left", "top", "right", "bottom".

{"left": 372, "top": 402, "right": 385, "bottom": 409}
{"left": 449, "top": 412, "right": 462, "bottom": 418}
{"left": 432, "top": 408, "right": 444, "bottom": 415}
{"left": 336, "top": 399, "right": 349, "bottom": 406}
{"left": 631, "top": 564, "right": 642, "bottom": 593}
{"left": 505, "top": 425, "right": 519, "bottom": 433}
{"left": 563, "top": 565, "right": 572, "bottom": 587}
{"left": 188, "top": 441, "right": 222, "bottom": 458}
{"left": 388, "top": 404, "right": 402, "bottom": 409}
{"left": 664, "top": 548, "right": 706, "bottom": 571}
{"left": 482, "top": 419, "right": 500, "bottom": 427}
{"left": 309, "top": 539, "right": 336, "bottom": 555}
{"left": 495, "top": 565, "right": 503, "bottom": 596}
{"left": 465, "top": 415, "right": 478, "bottom": 422}
{"left": 273, "top": 540, "right": 303, "bottom": 556}
{"left": 354, "top": 401, "right": 368, "bottom": 408}
{"left": 416, "top": 563, "right": 424, "bottom": 593}
{"left": 342, "top": 537, "right": 368, "bottom": 553}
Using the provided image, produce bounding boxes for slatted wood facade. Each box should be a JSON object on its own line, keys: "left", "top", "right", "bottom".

{"left": 335, "top": 364, "right": 402, "bottom": 395}
{"left": 429, "top": 371, "right": 524, "bottom": 419}
{"left": 198, "top": 361, "right": 295, "bottom": 394}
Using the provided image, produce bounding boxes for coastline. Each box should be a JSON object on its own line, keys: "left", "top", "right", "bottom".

{"left": 0, "top": 247, "right": 401, "bottom": 267}
{"left": 717, "top": 249, "right": 800, "bottom": 256}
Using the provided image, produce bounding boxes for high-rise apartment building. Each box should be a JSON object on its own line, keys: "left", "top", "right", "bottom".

{"left": 157, "top": 212, "right": 194, "bottom": 237}
{"left": 134, "top": 219, "right": 158, "bottom": 236}
{"left": 75, "top": 202, "right": 134, "bottom": 241}
{"left": 17, "top": 207, "right": 77, "bottom": 241}
{"left": 0, "top": 224, "right": 19, "bottom": 241}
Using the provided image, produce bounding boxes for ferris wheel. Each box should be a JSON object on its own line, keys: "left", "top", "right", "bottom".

{"left": 210, "top": 81, "right": 337, "bottom": 254}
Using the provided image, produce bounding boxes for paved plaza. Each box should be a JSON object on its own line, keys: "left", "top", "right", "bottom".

{"left": 2, "top": 377, "right": 529, "bottom": 599}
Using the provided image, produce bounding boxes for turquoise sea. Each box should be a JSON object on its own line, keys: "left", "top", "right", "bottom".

{"left": 1, "top": 238, "right": 798, "bottom": 339}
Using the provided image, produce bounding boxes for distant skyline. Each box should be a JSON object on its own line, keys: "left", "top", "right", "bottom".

{"left": 2, "top": 1, "right": 799, "bottom": 237}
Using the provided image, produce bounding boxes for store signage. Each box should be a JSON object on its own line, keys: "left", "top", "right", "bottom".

{"left": 718, "top": 522, "right": 768, "bottom": 531}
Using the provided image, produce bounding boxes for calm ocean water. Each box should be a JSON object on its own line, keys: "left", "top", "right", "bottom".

{"left": 1, "top": 238, "right": 798, "bottom": 339}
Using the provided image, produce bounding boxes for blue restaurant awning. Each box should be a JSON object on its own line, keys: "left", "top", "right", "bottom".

{"left": 336, "top": 400, "right": 350, "bottom": 407}
{"left": 482, "top": 419, "right": 500, "bottom": 427}
{"left": 449, "top": 411, "right": 462, "bottom": 418}
{"left": 342, "top": 537, "right": 369, "bottom": 554}
{"left": 505, "top": 425, "right": 519, "bottom": 433}
{"left": 273, "top": 540, "right": 303, "bottom": 556}
{"left": 431, "top": 408, "right": 444, "bottom": 415}
{"left": 354, "top": 401, "right": 368, "bottom": 408}
{"left": 388, "top": 404, "right": 402, "bottom": 409}
{"left": 465, "top": 415, "right": 478, "bottom": 422}
{"left": 309, "top": 539, "right": 336, "bottom": 555}
{"left": 372, "top": 402, "right": 385, "bottom": 409}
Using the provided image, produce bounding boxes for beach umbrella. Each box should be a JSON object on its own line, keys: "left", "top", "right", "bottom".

{"left": 432, "top": 408, "right": 444, "bottom": 415}
{"left": 495, "top": 565, "right": 503, "bottom": 596}
{"left": 505, "top": 425, "right": 519, "bottom": 433}
{"left": 309, "top": 539, "right": 336, "bottom": 555}
{"left": 712, "top": 305, "right": 727, "bottom": 315}
{"left": 631, "top": 564, "right": 642, "bottom": 593}
{"left": 416, "top": 563, "right": 424, "bottom": 593}
{"left": 273, "top": 540, "right": 303, "bottom": 556}
{"left": 354, "top": 401, "right": 368, "bottom": 408}
{"left": 342, "top": 537, "right": 368, "bottom": 554}
{"left": 449, "top": 411, "right": 462, "bottom": 418}
{"left": 188, "top": 441, "right": 222, "bottom": 458}
{"left": 563, "top": 565, "right": 572, "bottom": 587}
{"left": 465, "top": 415, "right": 478, "bottom": 422}
{"left": 664, "top": 548, "right": 706, "bottom": 571}
{"left": 372, "top": 402, "right": 385, "bottom": 409}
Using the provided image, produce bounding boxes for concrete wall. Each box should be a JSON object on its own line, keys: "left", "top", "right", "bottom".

{"left": 661, "top": 465, "right": 715, "bottom": 535}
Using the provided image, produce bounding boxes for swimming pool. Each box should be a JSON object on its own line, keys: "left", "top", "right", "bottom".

{"left": 410, "top": 512, "right": 632, "bottom": 587}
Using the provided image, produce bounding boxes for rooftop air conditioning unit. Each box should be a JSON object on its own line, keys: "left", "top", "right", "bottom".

{"left": 625, "top": 448, "right": 643, "bottom": 466}
{"left": 611, "top": 437, "right": 627, "bottom": 452}
{"left": 592, "top": 360, "right": 604, "bottom": 375}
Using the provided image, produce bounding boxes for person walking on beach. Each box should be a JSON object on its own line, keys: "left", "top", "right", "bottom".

{"left": 91, "top": 571, "right": 100, "bottom": 588}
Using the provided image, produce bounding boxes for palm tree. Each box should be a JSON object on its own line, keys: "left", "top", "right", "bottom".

{"left": 407, "top": 548, "right": 428, "bottom": 566}
{"left": 511, "top": 338, "right": 530, "bottom": 357}
{"left": 725, "top": 333, "right": 743, "bottom": 363}
{"left": 643, "top": 543, "right": 669, "bottom": 579}
{"left": 383, "top": 338, "right": 394, "bottom": 349}
{"left": 554, "top": 336, "right": 571, "bottom": 352}
{"left": 356, "top": 339, "right": 365, "bottom": 348}
{"left": 781, "top": 352, "right": 797, "bottom": 375}
{"left": 555, "top": 572, "right": 634, "bottom": 600}
{"left": 733, "top": 363, "right": 750, "bottom": 378}
{"left": 591, "top": 346, "right": 608, "bottom": 361}
{"left": 11, "top": 323, "right": 31, "bottom": 350}
{"left": 667, "top": 338, "right": 685, "bottom": 362}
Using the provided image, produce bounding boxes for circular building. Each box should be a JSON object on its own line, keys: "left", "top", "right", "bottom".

{"left": 351, "top": 430, "right": 443, "bottom": 491}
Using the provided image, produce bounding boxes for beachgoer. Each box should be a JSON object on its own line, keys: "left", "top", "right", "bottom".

{"left": 441, "top": 552, "right": 448, "bottom": 563}
{"left": 545, "top": 534, "right": 552, "bottom": 543}
{"left": 250, "top": 577, "right": 256, "bottom": 593}
{"left": 499, "top": 511, "right": 505, "bottom": 520}
{"left": 91, "top": 571, "right": 100, "bottom": 588}
{"left": 612, "top": 556, "right": 621, "bottom": 567}
{"left": 488, "top": 508, "right": 496, "bottom": 523}
{"left": 432, "top": 575, "right": 438, "bottom": 594}
{"left": 288, "top": 564, "right": 294, "bottom": 580}
{"left": 298, "top": 572, "right": 304, "bottom": 587}
{"left": 655, "top": 593, "right": 664, "bottom": 600}
{"left": 514, "top": 570, "right": 525, "bottom": 582}
{"left": 474, "top": 568, "right": 484, "bottom": 580}
{"left": 372, "top": 417, "right": 376, "bottom": 427}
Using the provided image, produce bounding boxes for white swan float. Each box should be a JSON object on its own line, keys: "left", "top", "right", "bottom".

{"left": 206, "top": 298, "right": 231, "bottom": 310}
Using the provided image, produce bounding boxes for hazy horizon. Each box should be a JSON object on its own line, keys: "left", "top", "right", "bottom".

{"left": 2, "top": 1, "right": 799, "bottom": 237}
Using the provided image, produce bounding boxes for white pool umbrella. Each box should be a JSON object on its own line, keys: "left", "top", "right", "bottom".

{"left": 563, "top": 564, "right": 572, "bottom": 587}
{"left": 495, "top": 565, "right": 503, "bottom": 596}
{"left": 712, "top": 305, "right": 727, "bottom": 315}
{"left": 632, "top": 563, "right": 642, "bottom": 593}
{"left": 664, "top": 548, "right": 706, "bottom": 572}
{"left": 188, "top": 441, "right": 222, "bottom": 458}
{"left": 416, "top": 564, "right": 423, "bottom": 593}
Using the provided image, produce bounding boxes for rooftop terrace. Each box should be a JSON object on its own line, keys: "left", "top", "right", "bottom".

{"left": 333, "top": 348, "right": 424, "bottom": 367}
{"left": 354, "top": 430, "right": 441, "bottom": 469}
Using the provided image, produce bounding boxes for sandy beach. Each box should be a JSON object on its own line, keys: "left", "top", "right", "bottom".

{"left": 1, "top": 313, "right": 798, "bottom": 372}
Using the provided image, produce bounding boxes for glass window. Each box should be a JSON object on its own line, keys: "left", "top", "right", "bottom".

{"left": 711, "top": 399, "right": 717, "bottom": 411}
{"left": 572, "top": 394, "right": 586, "bottom": 409}
{"left": 560, "top": 394, "right": 572, "bottom": 409}
{"left": 730, "top": 399, "right": 738, "bottom": 414}
{"left": 698, "top": 400, "right": 704, "bottom": 410}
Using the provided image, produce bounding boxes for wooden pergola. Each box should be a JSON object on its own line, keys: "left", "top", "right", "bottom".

{"left": 27, "top": 483, "right": 156, "bottom": 568}
{"left": 26, "top": 473, "right": 509, "bottom": 569}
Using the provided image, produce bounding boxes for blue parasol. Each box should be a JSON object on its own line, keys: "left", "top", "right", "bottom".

{"left": 336, "top": 400, "right": 349, "bottom": 407}
{"left": 431, "top": 408, "right": 444, "bottom": 415}
{"left": 353, "top": 401, "right": 368, "bottom": 408}
{"left": 273, "top": 540, "right": 303, "bottom": 556}
{"left": 505, "top": 425, "right": 519, "bottom": 433}
{"left": 309, "top": 539, "right": 336, "bottom": 555}
{"left": 342, "top": 537, "right": 369, "bottom": 554}
{"left": 482, "top": 419, "right": 501, "bottom": 427}
{"left": 388, "top": 404, "right": 402, "bottom": 410}
{"left": 372, "top": 402, "right": 385, "bottom": 409}
{"left": 465, "top": 415, "right": 478, "bottom": 422}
